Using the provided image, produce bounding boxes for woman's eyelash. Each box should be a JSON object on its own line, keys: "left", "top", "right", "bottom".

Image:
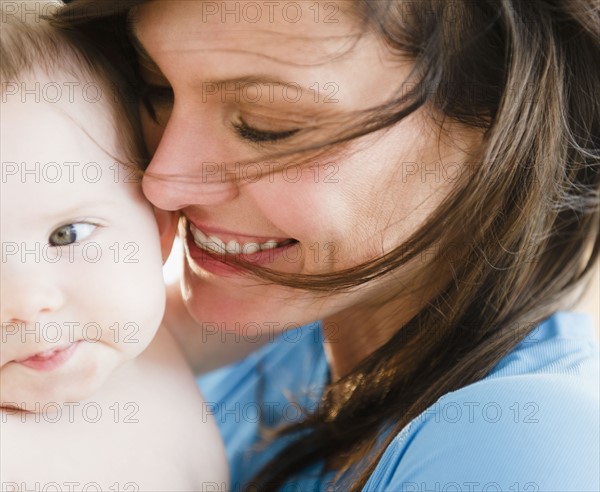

{"left": 139, "top": 82, "right": 299, "bottom": 144}
{"left": 233, "top": 120, "right": 299, "bottom": 144}
{"left": 140, "top": 82, "right": 175, "bottom": 117}
{"left": 141, "top": 83, "right": 174, "bottom": 103}
{"left": 139, "top": 82, "right": 174, "bottom": 121}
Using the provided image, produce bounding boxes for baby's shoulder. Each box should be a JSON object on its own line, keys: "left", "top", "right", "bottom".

{"left": 130, "top": 325, "right": 230, "bottom": 486}
{"left": 132, "top": 326, "right": 216, "bottom": 419}
{"left": 137, "top": 323, "right": 189, "bottom": 368}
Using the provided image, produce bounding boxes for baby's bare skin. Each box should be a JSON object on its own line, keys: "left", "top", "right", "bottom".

{"left": 1, "top": 327, "right": 229, "bottom": 491}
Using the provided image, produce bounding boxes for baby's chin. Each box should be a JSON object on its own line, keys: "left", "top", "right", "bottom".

{"left": 3, "top": 383, "right": 106, "bottom": 414}
{"left": 1, "top": 358, "right": 129, "bottom": 414}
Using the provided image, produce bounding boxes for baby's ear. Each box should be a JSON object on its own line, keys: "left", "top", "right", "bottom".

{"left": 153, "top": 208, "right": 180, "bottom": 263}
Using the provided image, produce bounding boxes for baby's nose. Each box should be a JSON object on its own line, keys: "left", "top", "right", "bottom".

{"left": 0, "top": 274, "right": 65, "bottom": 326}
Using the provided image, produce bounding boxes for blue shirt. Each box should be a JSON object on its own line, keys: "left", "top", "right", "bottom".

{"left": 198, "top": 312, "right": 600, "bottom": 491}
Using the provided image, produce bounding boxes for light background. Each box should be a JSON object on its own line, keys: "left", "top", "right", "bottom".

{"left": 162, "top": 237, "right": 183, "bottom": 285}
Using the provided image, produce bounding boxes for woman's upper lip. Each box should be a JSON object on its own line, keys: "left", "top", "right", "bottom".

{"left": 183, "top": 216, "right": 293, "bottom": 244}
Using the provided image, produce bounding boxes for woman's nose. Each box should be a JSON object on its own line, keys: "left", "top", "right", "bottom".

{"left": 0, "top": 269, "right": 65, "bottom": 325}
{"left": 142, "top": 112, "right": 241, "bottom": 211}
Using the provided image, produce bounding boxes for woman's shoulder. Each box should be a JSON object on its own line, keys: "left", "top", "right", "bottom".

{"left": 366, "top": 311, "right": 600, "bottom": 491}
{"left": 369, "top": 381, "right": 599, "bottom": 492}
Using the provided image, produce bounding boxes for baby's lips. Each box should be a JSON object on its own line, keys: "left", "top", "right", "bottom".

{"left": 13, "top": 341, "right": 77, "bottom": 363}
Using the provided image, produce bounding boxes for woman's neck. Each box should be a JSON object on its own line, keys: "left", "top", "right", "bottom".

{"left": 322, "top": 295, "right": 423, "bottom": 382}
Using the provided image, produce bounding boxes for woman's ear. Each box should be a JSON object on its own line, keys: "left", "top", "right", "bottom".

{"left": 153, "top": 208, "right": 180, "bottom": 263}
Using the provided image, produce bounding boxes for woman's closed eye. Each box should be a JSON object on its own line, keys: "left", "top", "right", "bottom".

{"left": 141, "top": 82, "right": 174, "bottom": 106}
{"left": 139, "top": 80, "right": 300, "bottom": 144}
{"left": 232, "top": 118, "right": 300, "bottom": 144}
{"left": 49, "top": 223, "right": 98, "bottom": 247}
{"left": 140, "top": 82, "right": 174, "bottom": 122}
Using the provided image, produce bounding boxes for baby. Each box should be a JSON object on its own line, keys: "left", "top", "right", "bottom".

{"left": 0, "top": 3, "right": 228, "bottom": 490}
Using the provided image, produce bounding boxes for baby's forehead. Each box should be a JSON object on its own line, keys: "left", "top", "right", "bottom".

{"left": 3, "top": 70, "right": 120, "bottom": 155}
{"left": 1, "top": 8, "right": 130, "bottom": 152}
{"left": 2, "top": 92, "right": 138, "bottom": 192}
{"left": 2, "top": 9, "right": 144, "bottom": 181}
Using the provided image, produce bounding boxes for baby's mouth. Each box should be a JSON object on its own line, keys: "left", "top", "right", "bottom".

{"left": 16, "top": 344, "right": 73, "bottom": 362}
{"left": 14, "top": 341, "right": 82, "bottom": 371}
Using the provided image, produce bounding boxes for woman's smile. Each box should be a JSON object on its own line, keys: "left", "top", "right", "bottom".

{"left": 188, "top": 220, "right": 297, "bottom": 255}
{"left": 184, "top": 217, "right": 300, "bottom": 276}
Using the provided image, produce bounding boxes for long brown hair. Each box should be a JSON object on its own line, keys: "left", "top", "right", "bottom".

{"left": 53, "top": 0, "right": 600, "bottom": 489}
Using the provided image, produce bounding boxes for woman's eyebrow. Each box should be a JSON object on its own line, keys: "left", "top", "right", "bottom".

{"left": 130, "top": 38, "right": 330, "bottom": 102}
{"left": 199, "top": 75, "right": 329, "bottom": 101}
{"left": 128, "top": 27, "right": 332, "bottom": 103}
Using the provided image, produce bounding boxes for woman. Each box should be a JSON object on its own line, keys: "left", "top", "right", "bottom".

{"left": 55, "top": 1, "right": 600, "bottom": 490}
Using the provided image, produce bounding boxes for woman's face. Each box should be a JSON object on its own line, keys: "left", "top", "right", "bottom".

{"left": 133, "top": 0, "right": 480, "bottom": 333}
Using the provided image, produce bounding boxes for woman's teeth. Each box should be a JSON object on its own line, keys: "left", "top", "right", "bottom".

{"left": 190, "top": 224, "right": 290, "bottom": 255}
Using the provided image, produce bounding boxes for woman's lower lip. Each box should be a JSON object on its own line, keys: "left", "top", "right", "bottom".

{"left": 185, "top": 227, "right": 299, "bottom": 276}
{"left": 18, "top": 341, "right": 82, "bottom": 371}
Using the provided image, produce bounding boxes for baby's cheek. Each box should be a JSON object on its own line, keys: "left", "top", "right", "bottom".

{"left": 112, "top": 273, "right": 165, "bottom": 356}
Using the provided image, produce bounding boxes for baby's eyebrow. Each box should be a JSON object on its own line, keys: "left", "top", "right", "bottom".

{"left": 38, "top": 201, "right": 121, "bottom": 222}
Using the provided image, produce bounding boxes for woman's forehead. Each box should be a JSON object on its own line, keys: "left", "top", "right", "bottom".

{"left": 130, "top": 1, "right": 411, "bottom": 112}
{"left": 131, "top": 0, "right": 362, "bottom": 64}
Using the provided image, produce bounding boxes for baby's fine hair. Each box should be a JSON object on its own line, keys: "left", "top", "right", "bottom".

{"left": 0, "top": 0, "right": 145, "bottom": 166}
{"left": 1, "top": 1, "right": 79, "bottom": 82}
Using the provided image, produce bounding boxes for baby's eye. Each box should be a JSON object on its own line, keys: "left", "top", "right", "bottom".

{"left": 49, "top": 223, "right": 97, "bottom": 247}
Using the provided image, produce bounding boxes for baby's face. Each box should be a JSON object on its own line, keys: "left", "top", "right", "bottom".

{"left": 0, "top": 71, "right": 165, "bottom": 411}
